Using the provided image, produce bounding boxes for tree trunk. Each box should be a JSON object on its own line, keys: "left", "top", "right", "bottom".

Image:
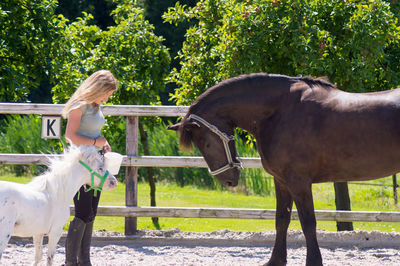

{"left": 333, "top": 182, "right": 353, "bottom": 231}
{"left": 139, "top": 123, "right": 160, "bottom": 229}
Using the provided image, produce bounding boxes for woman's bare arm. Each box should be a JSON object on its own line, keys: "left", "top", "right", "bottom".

{"left": 65, "top": 108, "right": 109, "bottom": 150}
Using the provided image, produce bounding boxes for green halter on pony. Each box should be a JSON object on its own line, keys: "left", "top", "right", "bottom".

{"left": 78, "top": 160, "right": 109, "bottom": 200}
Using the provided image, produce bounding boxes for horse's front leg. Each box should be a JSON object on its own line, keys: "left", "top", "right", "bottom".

{"left": 46, "top": 227, "right": 63, "bottom": 266}
{"left": 288, "top": 177, "right": 322, "bottom": 266}
{"left": 32, "top": 234, "right": 44, "bottom": 266}
{"left": 265, "top": 178, "right": 293, "bottom": 266}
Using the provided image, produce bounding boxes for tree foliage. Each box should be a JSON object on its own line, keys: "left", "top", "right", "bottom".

{"left": 0, "top": 0, "right": 61, "bottom": 102}
{"left": 56, "top": 0, "right": 116, "bottom": 30}
{"left": 141, "top": 0, "right": 197, "bottom": 66}
{"left": 51, "top": 1, "right": 170, "bottom": 106}
{"left": 1, "top": 0, "right": 170, "bottom": 106}
{"left": 164, "top": 0, "right": 400, "bottom": 105}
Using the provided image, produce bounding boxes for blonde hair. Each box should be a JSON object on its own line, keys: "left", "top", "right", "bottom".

{"left": 62, "top": 70, "right": 118, "bottom": 118}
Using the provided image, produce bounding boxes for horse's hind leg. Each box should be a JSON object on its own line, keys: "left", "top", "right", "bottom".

{"left": 0, "top": 232, "right": 12, "bottom": 260}
{"left": 266, "top": 178, "right": 293, "bottom": 266}
{"left": 0, "top": 216, "right": 15, "bottom": 260}
{"left": 32, "top": 234, "right": 44, "bottom": 266}
{"left": 288, "top": 177, "right": 322, "bottom": 266}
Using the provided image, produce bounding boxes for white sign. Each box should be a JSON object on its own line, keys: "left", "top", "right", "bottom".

{"left": 41, "top": 116, "right": 61, "bottom": 139}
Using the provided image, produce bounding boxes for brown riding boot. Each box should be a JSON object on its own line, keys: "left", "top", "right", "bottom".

{"left": 65, "top": 217, "right": 86, "bottom": 266}
{"left": 78, "top": 220, "right": 94, "bottom": 266}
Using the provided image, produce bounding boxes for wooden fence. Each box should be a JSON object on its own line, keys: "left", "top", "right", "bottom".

{"left": 0, "top": 103, "right": 399, "bottom": 235}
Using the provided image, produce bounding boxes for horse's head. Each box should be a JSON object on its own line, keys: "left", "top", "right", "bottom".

{"left": 77, "top": 146, "right": 118, "bottom": 191}
{"left": 168, "top": 114, "right": 242, "bottom": 187}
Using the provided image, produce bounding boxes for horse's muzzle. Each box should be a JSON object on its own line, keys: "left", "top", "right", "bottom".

{"left": 224, "top": 179, "right": 238, "bottom": 187}
{"left": 104, "top": 175, "right": 118, "bottom": 191}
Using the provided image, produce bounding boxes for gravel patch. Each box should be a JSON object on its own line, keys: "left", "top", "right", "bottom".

{"left": 2, "top": 229, "right": 399, "bottom": 265}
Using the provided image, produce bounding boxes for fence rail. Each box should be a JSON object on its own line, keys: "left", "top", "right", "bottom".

{"left": 0, "top": 103, "right": 399, "bottom": 231}
{"left": 0, "top": 154, "right": 262, "bottom": 168}
{"left": 0, "top": 103, "right": 189, "bottom": 116}
{"left": 75, "top": 206, "right": 400, "bottom": 223}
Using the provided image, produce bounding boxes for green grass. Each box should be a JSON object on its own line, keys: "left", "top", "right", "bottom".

{"left": 1, "top": 176, "right": 399, "bottom": 233}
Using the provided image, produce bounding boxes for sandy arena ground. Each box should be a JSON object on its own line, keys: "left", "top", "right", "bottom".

{"left": 1, "top": 229, "right": 399, "bottom": 265}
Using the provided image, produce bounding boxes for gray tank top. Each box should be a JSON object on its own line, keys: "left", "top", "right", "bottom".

{"left": 72, "top": 102, "right": 105, "bottom": 139}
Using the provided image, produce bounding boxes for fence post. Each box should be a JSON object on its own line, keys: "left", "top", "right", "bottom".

{"left": 393, "top": 174, "right": 398, "bottom": 205}
{"left": 125, "top": 116, "right": 138, "bottom": 235}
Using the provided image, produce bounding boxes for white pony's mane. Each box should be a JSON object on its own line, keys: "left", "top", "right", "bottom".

{"left": 27, "top": 146, "right": 99, "bottom": 200}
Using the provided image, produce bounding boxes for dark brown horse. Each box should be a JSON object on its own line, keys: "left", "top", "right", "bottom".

{"left": 168, "top": 73, "right": 400, "bottom": 266}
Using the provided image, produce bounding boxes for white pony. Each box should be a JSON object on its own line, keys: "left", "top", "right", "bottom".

{"left": 0, "top": 145, "right": 118, "bottom": 265}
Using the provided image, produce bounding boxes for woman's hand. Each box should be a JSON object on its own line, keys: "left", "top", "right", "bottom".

{"left": 94, "top": 135, "right": 111, "bottom": 152}
{"left": 103, "top": 140, "right": 112, "bottom": 153}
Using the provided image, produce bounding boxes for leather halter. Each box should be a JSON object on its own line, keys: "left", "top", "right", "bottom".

{"left": 188, "top": 114, "right": 243, "bottom": 175}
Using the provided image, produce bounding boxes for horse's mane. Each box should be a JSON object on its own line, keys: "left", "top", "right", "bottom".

{"left": 27, "top": 146, "right": 81, "bottom": 192}
{"left": 189, "top": 73, "right": 336, "bottom": 112}
{"left": 189, "top": 73, "right": 273, "bottom": 113}
{"left": 177, "top": 73, "right": 336, "bottom": 151}
{"left": 27, "top": 146, "right": 97, "bottom": 200}
{"left": 299, "top": 75, "right": 336, "bottom": 90}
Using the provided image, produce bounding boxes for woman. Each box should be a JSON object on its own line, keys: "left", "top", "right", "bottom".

{"left": 62, "top": 70, "right": 118, "bottom": 266}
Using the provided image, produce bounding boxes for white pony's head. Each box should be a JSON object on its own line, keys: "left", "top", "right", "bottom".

{"left": 47, "top": 145, "right": 118, "bottom": 193}
{"left": 73, "top": 145, "right": 118, "bottom": 191}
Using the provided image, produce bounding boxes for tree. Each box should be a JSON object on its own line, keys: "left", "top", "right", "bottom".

{"left": 139, "top": 0, "right": 198, "bottom": 104}
{"left": 56, "top": 0, "right": 116, "bottom": 30}
{"left": 52, "top": 2, "right": 170, "bottom": 106}
{"left": 141, "top": 0, "right": 197, "bottom": 68}
{"left": 0, "top": 0, "right": 61, "bottom": 102}
{"left": 164, "top": 0, "right": 400, "bottom": 105}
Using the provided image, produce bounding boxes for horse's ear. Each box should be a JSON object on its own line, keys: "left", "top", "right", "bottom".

{"left": 183, "top": 121, "right": 200, "bottom": 131}
{"left": 167, "top": 120, "right": 200, "bottom": 132}
{"left": 167, "top": 123, "right": 181, "bottom": 131}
